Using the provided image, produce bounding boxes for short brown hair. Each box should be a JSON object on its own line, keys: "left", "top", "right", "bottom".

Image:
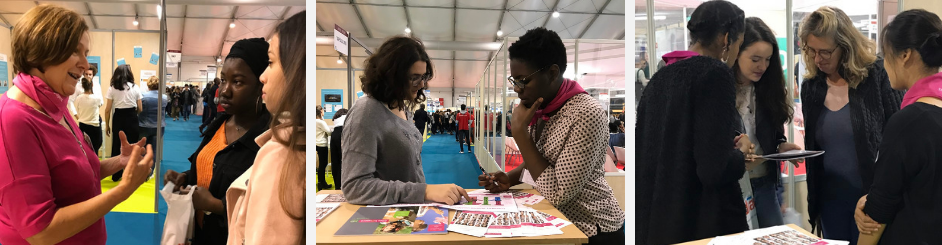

{"left": 360, "top": 36, "right": 432, "bottom": 111}
{"left": 88, "top": 65, "right": 97, "bottom": 76}
{"left": 12, "top": 5, "right": 89, "bottom": 74}
{"left": 147, "top": 76, "right": 160, "bottom": 90}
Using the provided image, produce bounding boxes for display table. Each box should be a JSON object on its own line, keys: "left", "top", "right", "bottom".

{"left": 675, "top": 224, "right": 818, "bottom": 245}
{"left": 315, "top": 189, "right": 589, "bottom": 245}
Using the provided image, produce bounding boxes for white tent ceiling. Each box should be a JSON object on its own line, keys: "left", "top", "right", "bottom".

{"left": 316, "top": 0, "right": 626, "bottom": 89}
{"left": 0, "top": 1, "right": 305, "bottom": 58}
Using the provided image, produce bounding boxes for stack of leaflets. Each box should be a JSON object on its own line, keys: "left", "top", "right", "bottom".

{"left": 449, "top": 207, "right": 572, "bottom": 238}
{"left": 468, "top": 189, "right": 545, "bottom": 206}
{"left": 335, "top": 206, "right": 449, "bottom": 235}
{"left": 315, "top": 203, "right": 340, "bottom": 224}
{"left": 315, "top": 193, "right": 346, "bottom": 203}
{"left": 708, "top": 225, "right": 848, "bottom": 245}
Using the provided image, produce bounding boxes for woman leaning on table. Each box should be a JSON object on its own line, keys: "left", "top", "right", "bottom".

{"left": 226, "top": 11, "right": 306, "bottom": 245}
{"left": 341, "top": 36, "right": 472, "bottom": 206}
{"left": 476, "top": 27, "right": 624, "bottom": 245}
{"left": 854, "top": 9, "right": 942, "bottom": 245}
{"left": 0, "top": 4, "right": 154, "bottom": 245}
{"left": 797, "top": 6, "right": 903, "bottom": 243}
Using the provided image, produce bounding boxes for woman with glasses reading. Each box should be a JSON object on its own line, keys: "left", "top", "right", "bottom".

{"left": 798, "top": 6, "right": 903, "bottom": 243}
{"left": 342, "top": 36, "right": 472, "bottom": 206}
{"left": 477, "top": 27, "right": 625, "bottom": 244}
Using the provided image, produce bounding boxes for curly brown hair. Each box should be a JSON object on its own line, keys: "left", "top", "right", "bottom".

{"left": 360, "top": 36, "right": 433, "bottom": 111}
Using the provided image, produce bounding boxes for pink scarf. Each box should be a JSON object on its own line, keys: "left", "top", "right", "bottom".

{"left": 901, "top": 72, "right": 942, "bottom": 109}
{"left": 13, "top": 73, "right": 70, "bottom": 120}
{"left": 529, "top": 78, "right": 587, "bottom": 126}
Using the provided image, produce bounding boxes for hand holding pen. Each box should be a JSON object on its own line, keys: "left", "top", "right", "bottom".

{"left": 478, "top": 168, "right": 512, "bottom": 193}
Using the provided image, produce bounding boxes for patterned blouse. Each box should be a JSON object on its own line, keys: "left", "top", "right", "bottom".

{"left": 529, "top": 93, "right": 625, "bottom": 237}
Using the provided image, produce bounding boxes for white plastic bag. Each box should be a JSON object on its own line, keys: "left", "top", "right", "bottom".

{"left": 738, "top": 172, "right": 759, "bottom": 230}
{"left": 783, "top": 207, "right": 802, "bottom": 226}
{"left": 160, "top": 183, "right": 196, "bottom": 245}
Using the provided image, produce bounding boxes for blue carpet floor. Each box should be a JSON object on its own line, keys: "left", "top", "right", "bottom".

{"left": 104, "top": 117, "right": 203, "bottom": 245}
{"left": 421, "top": 133, "right": 481, "bottom": 189}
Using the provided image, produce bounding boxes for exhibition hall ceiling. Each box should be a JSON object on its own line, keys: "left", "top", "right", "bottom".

{"left": 317, "top": 0, "right": 626, "bottom": 89}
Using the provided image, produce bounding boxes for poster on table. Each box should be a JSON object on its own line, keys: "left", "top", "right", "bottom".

{"left": 321, "top": 89, "right": 344, "bottom": 119}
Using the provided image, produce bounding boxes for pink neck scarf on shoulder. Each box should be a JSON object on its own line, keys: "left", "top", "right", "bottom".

{"left": 13, "top": 73, "right": 69, "bottom": 119}
{"left": 529, "top": 78, "right": 587, "bottom": 126}
{"left": 901, "top": 72, "right": 942, "bottom": 109}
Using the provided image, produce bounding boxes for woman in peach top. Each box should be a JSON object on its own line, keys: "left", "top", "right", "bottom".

{"left": 226, "top": 11, "right": 306, "bottom": 245}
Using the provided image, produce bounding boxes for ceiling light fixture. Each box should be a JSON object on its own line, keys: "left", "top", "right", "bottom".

{"left": 552, "top": 11, "right": 560, "bottom": 18}
{"left": 497, "top": 30, "right": 503, "bottom": 36}
{"left": 217, "top": 58, "right": 222, "bottom": 63}
{"left": 132, "top": 16, "right": 139, "bottom": 26}
{"left": 156, "top": 5, "right": 162, "bottom": 19}
{"left": 229, "top": 22, "right": 236, "bottom": 28}
{"left": 405, "top": 27, "right": 412, "bottom": 33}
{"left": 337, "top": 55, "right": 343, "bottom": 64}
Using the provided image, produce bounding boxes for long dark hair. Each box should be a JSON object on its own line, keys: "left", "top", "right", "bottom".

{"left": 734, "top": 17, "right": 793, "bottom": 125}
{"left": 360, "top": 36, "right": 432, "bottom": 111}
{"left": 882, "top": 9, "right": 942, "bottom": 69}
{"left": 111, "top": 64, "right": 133, "bottom": 91}
{"left": 269, "top": 11, "right": 306, "bottom": 224}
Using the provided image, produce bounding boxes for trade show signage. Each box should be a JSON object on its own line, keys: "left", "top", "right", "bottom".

{"left": 322, "top": 89, "right": 344, "bottom": 119}
{"left": 134, "top": 46, "right": 142, "bottom": 58}
{"left": 334, "top": 25, "right": 349, "bottom": 56}
{"left": 117, "top": 58, "right": 126, "bottom": 66}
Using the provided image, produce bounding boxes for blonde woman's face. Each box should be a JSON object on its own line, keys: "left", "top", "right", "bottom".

{"left": 806, "top": 35, "right": 842, "bottom": 75}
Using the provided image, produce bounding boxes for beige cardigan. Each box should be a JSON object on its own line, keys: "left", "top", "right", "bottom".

{"left": 226, "top": 126, "right": 305, "bottom": 244}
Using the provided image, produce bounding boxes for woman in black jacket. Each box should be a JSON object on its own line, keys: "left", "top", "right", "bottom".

{"left": 162, "top": 38, "right": 271, "bottom": 245}
{"left": 330, "top": 108, "right": 348, "bottom": 190}
{"left": 798, "top": 7, "right": 904, "bottom": 243}
{"left": 636, "top": 1, "right": 755, "bottom": 244}
{"left": 855, "top": 9, "right": 942, "bottom": 245}
{"left": 733, "top": 17, "right": 803, "bottom": 228}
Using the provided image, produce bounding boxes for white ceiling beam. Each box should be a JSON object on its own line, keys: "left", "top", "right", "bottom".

{"left": 179, "top": 5, "right": 187, "bottom": 48}
{"left": 268, "top": 6, "right": 292, "bottom": 40}
{"left": 615, "top": 29, "right": 625, "bottom": 40}
{"left": 316, "top": 20, "right": 325, "bottom": 32}
{"left": 0, "top": 14, "right": 10, "bottom": 27}
{"left": 452, "top": 0, "right": 456, "bottom": 91}
{"left": 0, "top": 12, "right": 286, "bottom": 21}
{"left": 85, "top": 2, "right": 98, "bottom": 29}
{"left": 319, "top": 2, "right": 622, "bottom": 16}
{"left": 488, "top": 0, "right": 509, "bottom": 61}
{"left": 578, "top": 0, "right": 612, "bottom": 39}
{"left": 350, "top": 0, "right": 372, "bottom": 38}
{"left": 217, "top": 6, "right": 239, "bottom": 58}
{"left": 317, "top": 54, "right": 488, "bottom": 62}
{"left": 541, "top": 0, "right": 560, "bottom": 28}
{"left": 404, "top": 0, "right": 414, "bottom": 37}
{"left": 134, "top": 4, "right": 141, "bottom": 30}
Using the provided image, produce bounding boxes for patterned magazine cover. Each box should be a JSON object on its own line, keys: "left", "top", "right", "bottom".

{"left": 335, "top": 206, "right": 448, "bottom": 236}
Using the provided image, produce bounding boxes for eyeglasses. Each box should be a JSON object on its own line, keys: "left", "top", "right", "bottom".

{"left": 508, "top": 65, "right": 550, "bottom": 89}
{"left": 803, "top": 46, "right": 839, "bottom": 60}
{"left": 410, "top": 73, "right": 432, "bottom": 87}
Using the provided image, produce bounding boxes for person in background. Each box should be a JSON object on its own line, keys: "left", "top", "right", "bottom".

{"left": 413, "top": 103, "right": 431, "bottom": 136}
{"left": 342, "top": 36, "right": 472, "bottom": 206}
{"left": 798, "top": 6, "right": 903, "bottom": 243}
{"left": 75, "top": 67, "right": 103, "bottom": 153}
{"left": 315, "top": 105, "right": 332, "bottom": 190}
{"left": 200, "top": 78, "right": 219, "bottom": 134}
{"left": 0, "top": 5, "right": 153, "bottom": 244}
{"left": 105, "top": 64, "right": 143, "bottom": 181}
{"left": 189, "top": 84, "right": 199, "bottom": 119}
{"left": 226, "top": 11, "right": 306, "bottom": 244}
{"left": 170, "top": 86, "right": 181, "bottom": 121}
{"left": 181, "top": 84, "right": 192, "bottom": 121}
{"left": 477, "top": 27, "right": 624, "bottom": 244}
{"left": 163, "top": 38, "right": 271, "bottom": 245}
{"left": 635, "top": 1, "right": 754, "bottom": 244}
{"left": 139, "top": 76, "right": 167, "bottom": 174}
{"left": 69, "top": 65, "right": 97, "bottom": 120}
{"left": 331, "top": 108, "right": 348, "bottom": 190}
{"left": 456, "top": 104, "right": 473, "bottom": 153}
{"left": 733, "top": 17, "right": 803, "bottom": 228}
{"left": 854, "top": 9, "right": 942, "bottom": 245}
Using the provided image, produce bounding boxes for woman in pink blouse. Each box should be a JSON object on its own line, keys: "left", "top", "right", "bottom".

{"left": 0, "top": 5, "right": 154, "bottom": 245}
{"left": 226, "top": 11, "right": 306, "bottom": 244}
